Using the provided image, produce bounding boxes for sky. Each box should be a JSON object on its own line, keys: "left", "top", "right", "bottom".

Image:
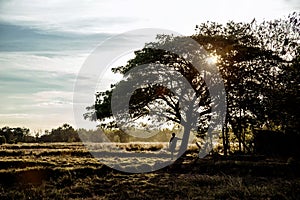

{"left": 0, "top": 0, "right": 299, "bottom": 132}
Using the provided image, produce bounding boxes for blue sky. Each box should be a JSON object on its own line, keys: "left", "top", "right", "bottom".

{"left": 0, "top": 0, "right": 298, "bottom": 131}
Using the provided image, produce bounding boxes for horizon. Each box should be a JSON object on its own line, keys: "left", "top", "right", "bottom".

{"left": 0, "top": 0, "right": 299, "bottom": 131}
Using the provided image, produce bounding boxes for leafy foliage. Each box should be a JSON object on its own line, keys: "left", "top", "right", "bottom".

{"left": 0, "top": 126, "right": 30, "bottom": 144}
{"left": 87, "top": 12, "right": 300, "bottom": 155}
{"left": 39, "top": 124, "right": 80, "bottom": 143}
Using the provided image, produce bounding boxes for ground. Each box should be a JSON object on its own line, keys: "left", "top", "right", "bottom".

{"left": 0, "top": 143, "right": 300, "bottom": 199}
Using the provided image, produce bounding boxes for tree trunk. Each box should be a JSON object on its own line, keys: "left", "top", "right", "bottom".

{"left": 222, "top": 117, "right": 228, "bottom": 156}
{"left": 238, "top": 108, "right": 242, "bottom": 152}
{"left": 178, "top": 124, "right": 192, "bottom": 157}
{"left": 225, "top": 119, "right": 230, "bottom": 154}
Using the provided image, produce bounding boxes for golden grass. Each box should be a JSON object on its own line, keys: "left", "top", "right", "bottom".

{"left": 0, "top": 142, "right": 299, "bottom": 199}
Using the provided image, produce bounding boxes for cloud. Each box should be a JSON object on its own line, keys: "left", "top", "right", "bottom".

{"left": 0, "top": 52, "right": 87, "bottom": 74}
{"left": 0, "top": 65, "right": 76, "bottom": 116}
{"left": 0, "top": 112, "right": 76, "bottom": 131}
{"left": 0, "top": 113, "right": 30, "bottom": 118}
{"left": 0, "top": 23, "right": 113, "bottom": 52}
{"left": 283, "top": 0, "right": 300, "bottom": 9}
{"left": 0, "top": 89, "right": 76, "bottom": 130}
{"left": 0, "top": 0, "right": 142, "bottom": 34}
{"left": 0, "top": 0, "right": 297, "bottom": 35}
{"left": 33, "top": 90, "right": 73, "bottom": 107}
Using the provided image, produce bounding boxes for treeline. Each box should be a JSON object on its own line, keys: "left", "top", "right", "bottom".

{"left": 0, "top": 127, "right": 31, "bottom": 144}
{"left": 0, "top": 124, "right": 92, "bottom": 144}
{"left": 0, "top": 124, "right": 172, "bottom": 144}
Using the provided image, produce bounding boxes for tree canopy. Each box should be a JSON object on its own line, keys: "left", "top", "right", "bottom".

{"left": 86, "top": 12, "right": 300, "bottom": 155}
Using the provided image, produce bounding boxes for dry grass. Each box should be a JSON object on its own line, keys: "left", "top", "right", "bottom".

{"left": 0, "top": 143, "right": 299, "bottom": 199}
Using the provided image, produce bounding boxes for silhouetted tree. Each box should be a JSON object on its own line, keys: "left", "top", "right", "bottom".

{"left": 193, "top": 12, "right": 299, "bottom": 153}
{"left": 86, "top": 12, "right": 300, "bottom": 156}
{"left": 0, "top": 126, "right": 30, "bottom": 143}
{"left": 0, "top": 135, "right": 6, "bottom": 144}
{"left": 86, "top": 37, "right": 214, "bottom": 155}
{"left": 39, "top": 124, "right": 80, "bottom": 142}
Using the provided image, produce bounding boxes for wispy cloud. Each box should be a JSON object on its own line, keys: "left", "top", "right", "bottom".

{"left": 0, "top": 23, "right": 113, "bottom": 52}
{"left": 0, "top": 0, "right": 142, "bottom": 34}
{"left": 33, "top": 90, "right": 73, "bottom": 107}
{"left": 0, "top": 113, "right": 30, "bottom": 118}
{"left": 0, "top": 52, "right": 87, "bottom": 74}
{"left": 1, "top": 0, "right": 297, "bottom": 35}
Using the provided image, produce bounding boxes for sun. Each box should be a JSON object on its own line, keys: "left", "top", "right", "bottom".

{"left": 206, "top": 55, "right": 219, "bottom": 65}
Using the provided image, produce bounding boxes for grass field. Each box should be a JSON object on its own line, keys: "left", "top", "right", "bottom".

{"left": 0, "top": 142, "right": 300, "bottom": 199}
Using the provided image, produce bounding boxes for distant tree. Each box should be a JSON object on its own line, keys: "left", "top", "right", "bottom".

{"left": 0, "top": 126, "right": 13, "bottom": 143}
{"left": 13, "top": 127, "right": 29, "bottom": 142}
{"left": 0, "top": 126, "right": 30, "bottom": 143}
{"left": 0, "top": 135, "right": 6, "bottom": 144}
{"left": 23, "top": 135, "right": 35, "bottom": 143}
{"left": 39, "top": 124, "right": 80, "bottom": 142}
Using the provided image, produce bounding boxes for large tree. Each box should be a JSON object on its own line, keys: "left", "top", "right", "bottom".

{"left": 86, "top": 12, "right": 300, "bottom": 156}
{"left": 192, "top": 12, "right": 299, "bottom": 153}
{"left": 86, "top": 37, "right": 216, "bottom": 156}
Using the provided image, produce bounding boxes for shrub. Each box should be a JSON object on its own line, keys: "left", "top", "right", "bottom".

{"left": 254, "top": 130, "right": 300, "bottom": 156}
{"left": 0, "top": 135, "right": 6, "bottom": 144}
